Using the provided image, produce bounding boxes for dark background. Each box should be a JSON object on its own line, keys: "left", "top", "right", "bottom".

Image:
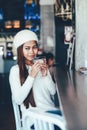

{"left": 0, "top": 0, "right": 24, "bottom": 20}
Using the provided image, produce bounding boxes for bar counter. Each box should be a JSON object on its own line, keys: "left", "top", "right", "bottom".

{"left": 54, "top": 66, "right": 87, "bottom": 130}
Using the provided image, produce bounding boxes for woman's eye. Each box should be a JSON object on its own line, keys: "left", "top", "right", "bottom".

{"left": 24, "top": 46, "right": 38, "bottom": 50}
{"left": 25, "top": 48, "right": 29, "bottom": 50}
{"left": 33, "top": 46, "right": 38, "bottom": 49}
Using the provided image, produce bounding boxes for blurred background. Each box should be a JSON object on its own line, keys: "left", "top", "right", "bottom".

{"left": 0, "top": 0, "right": 75, "bottom": 67}
{"left": 0, "top": 1, "right": 75, "bottom": 129}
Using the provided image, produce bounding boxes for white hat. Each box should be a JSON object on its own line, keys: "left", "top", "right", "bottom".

{"left": 13, "top": 29, "right": 38, "bottom": 48}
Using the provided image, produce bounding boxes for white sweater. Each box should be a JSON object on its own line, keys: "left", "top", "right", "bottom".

{"left": 9, "top": 64, "right": 57, "bottom": 111}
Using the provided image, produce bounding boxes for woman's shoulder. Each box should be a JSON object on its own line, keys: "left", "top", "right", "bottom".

{"left": 10, "top": 64, "right": 19, "bottom": 73}
{"left": 9, "top": 64, "right": 19, "bottom": 82}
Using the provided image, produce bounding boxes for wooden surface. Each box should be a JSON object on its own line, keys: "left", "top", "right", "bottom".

{"left": 54, "top": 66, "right": 87, "bottom": 130}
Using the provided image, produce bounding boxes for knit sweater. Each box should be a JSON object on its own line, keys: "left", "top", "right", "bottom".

{"left": 9, "top": 64, "right": 57, "bottom": 111}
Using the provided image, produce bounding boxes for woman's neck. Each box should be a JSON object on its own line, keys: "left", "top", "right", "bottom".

{"left": 25, "top": 60, "right": 33, "bottom": 66}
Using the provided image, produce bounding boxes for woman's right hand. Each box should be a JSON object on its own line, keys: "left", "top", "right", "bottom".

{"left": 29, "top": 61, "right": 41, "bottom": 78}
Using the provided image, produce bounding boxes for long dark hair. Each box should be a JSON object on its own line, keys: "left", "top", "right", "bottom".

{"left": 17, "top": 45, "right": 36, "bottom": 108}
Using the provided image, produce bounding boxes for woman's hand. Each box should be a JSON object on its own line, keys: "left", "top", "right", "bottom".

{"left": 40, "top": 62, "right": 48, "bottom": 76}
{"left": 29, "top": 61, "right": 41, "bottom": 78}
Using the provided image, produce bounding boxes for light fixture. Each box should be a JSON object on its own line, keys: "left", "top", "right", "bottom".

{"left": 55, "top": 0, "right": 72, "bottom": 20}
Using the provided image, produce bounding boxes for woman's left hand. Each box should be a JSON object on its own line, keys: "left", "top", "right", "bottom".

{"left": 40, "top": 63, "right": 48, "bottom": 76}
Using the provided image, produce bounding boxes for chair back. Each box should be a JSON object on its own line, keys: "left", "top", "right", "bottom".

{"left": 23, "top": 108, "right": 67, "bottom": 130}
{"left": 12, "top": 96, "right": 67, "bottom": 130}
{"left": 12, "top": 97, "right": 23, "bottom": 130}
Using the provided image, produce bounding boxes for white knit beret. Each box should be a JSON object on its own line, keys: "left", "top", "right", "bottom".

{"left": 13, "top": 29, "right": 38, "bottom": 48}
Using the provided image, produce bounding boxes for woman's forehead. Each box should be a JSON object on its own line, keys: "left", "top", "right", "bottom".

{"left": 23, "top": 40, "right": 37, "bottom": 46}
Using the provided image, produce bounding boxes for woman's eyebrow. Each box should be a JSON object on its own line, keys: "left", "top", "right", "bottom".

{"left": 24, "top": 46, "right": 30, "bottom": 47}
{"left": 24, "top": 45, "right": 36, "bottom": 47}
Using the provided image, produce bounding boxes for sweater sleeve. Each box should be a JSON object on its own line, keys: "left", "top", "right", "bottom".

{"left": 40, "top": 70, "right": 56, "bottom": 95}
{"left": 9, "top": 65, "right": 34, "bottom": 105}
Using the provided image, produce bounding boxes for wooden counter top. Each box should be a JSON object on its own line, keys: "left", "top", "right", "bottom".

{"left": 54, "top": 66, "right": 87, "bottom": 130}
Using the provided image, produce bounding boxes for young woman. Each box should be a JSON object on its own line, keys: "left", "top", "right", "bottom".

{"left": 9, "top": 29, "right": 58, "bottom": 111}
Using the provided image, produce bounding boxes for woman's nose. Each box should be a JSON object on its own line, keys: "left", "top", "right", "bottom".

{"left": 29, "top": 48, "right": 34, "bottom": 53}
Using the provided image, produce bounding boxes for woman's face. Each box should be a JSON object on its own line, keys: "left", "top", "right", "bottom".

{"left": 23, "top": 40, "right": 38, "bottom": 63}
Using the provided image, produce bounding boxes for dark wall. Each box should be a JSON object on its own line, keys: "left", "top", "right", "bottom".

{"left": 55, "top": 16, "right": 72, "bottom": 67}
{"left": 0, "top": 59, "right": 16, "bottom": 104}
{"left": 0, "top": 73, "right": 11, "bottom": 104}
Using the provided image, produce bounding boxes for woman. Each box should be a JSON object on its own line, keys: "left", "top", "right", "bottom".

{"left": 9, "top": 29, "right": 58, "bottom": 111}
